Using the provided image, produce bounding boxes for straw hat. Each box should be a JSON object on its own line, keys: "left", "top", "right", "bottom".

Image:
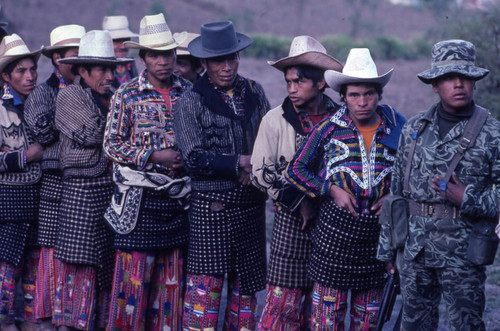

{"left": 174, "top": 32, "right": 200, "bottom": 56}
{"left": 268, "top": 35, "right": 343, "bottom": 72}
{"left": 124, "top": 14, "right": 186, "bottom": 51}
{"left": 42, "top": 24, "right": 86, "bottom": 57}
{"left": 0, "top": 33, "right": 42, "bottom": 73}
{"left": 324, "top": 48, "right": 393, "bottom": 92}
{"left": 188, "top": 21, "right": 252, "bottom": 59}
{"left": 417, "top": 39, "right": 489, "bottom": 84}
{"left": 58, "top": 30, "right": 133, "bottom": 65}
{"left": 102, "top": 15, "right": 138, "bottom": 40}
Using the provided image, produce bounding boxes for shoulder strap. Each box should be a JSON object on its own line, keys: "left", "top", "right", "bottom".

{"left": 403, "top": 120, "right": 428, "bottom": 195}
{"left": 438, "top": 106, "right": 489, "bottom": 199}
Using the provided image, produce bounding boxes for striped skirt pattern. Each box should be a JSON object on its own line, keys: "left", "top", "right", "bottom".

{"left": 35, "top": 247, "right": 57, "bottom": 319}
{"left": 107, "top": 248, "right": 184, "bottom": 331}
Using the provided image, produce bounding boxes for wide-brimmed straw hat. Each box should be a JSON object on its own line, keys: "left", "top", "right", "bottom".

{"left": 0, "top": 33, "right": 42, "bottom": 73}
{"left": 417, "top": 39, "right": 489, "bottom": 84}
{"left": 324, "top": 48, "right": 393, "bottom": 92}
{"left": 188, "top": 20, "right": 252, "bottom": 59}
{"left": 102, "top": 15, "right": 138, "bottom": 40}
{"left": 124, "top": 14, "right": 186, "bottom": 51}
{"left": 42, "top": 24, "right": 85, "bottom": 57}
{"left": 174, "top": 32, "right": 200, "bottom": 56}
{"left": 268, "top": 35, "right": 343, "bottom": 72}
{"left": 58, "top": 30, "right": 133, "bottom": 65}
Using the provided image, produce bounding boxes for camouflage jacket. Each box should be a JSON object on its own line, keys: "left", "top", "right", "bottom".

{"left": 377, "top": 103, "right": 500, "bottom": 267}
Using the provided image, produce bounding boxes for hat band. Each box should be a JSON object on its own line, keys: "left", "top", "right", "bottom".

{"left": 4, "top": 39, "right": 25, "bottom": 52}
{"left": 141, "top": 23, "right": 170, "bottom": 36}
{"left": 53, "top": 38, "right": 81, "bottom": 47}
{"left": 433, "top": 59, "right": 474, "bottom": 67}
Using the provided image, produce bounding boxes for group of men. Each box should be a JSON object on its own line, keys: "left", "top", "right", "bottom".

{"left": 0, "top": 9, "right": 498, "bottom": 331}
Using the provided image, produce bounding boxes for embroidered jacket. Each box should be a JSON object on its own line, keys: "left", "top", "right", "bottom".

{"left": 377, "top": 103, "right": 500, "bottom": 267}
{"left": 103, "top": 70, "right": 191, "bottom": 171}
{"left": 251, "top": 95, "right": 339, "bottom": 211}
{"left": 285, "top": 104, "right": 406, "bottom": 214}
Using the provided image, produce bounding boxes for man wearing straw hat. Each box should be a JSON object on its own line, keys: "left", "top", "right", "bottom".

{"left": 103, "top": 15, "right": 138, "bottom": 89}
{"left": 286, "top": 48, "right": 406, "bottom": 329}
{"left": 0, "top": 33, "right": 42, "bottom": 331}
{"left": 24, "top": 24, "right": 85, "bottom": 329}
{"left": 173, "top": 32, "right": 204, "bottom": 83}
{"left": 251, "top": 35, "right": 343, "bottom": 330}
{"left": 378, "top": 40, "right": 500, "bottom": 330}
{"left": 103, "top": 13, "right": 192, "bottom": 331}
{"left": 174, "top": 20, "right": 270, "bottom": 331}
{"left": 53, "top": 30, "right": 132, "bottom": 331}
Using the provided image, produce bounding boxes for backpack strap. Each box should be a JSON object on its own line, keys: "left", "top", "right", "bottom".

{"left": 403, "top": 120, "right": 428, "bottom": 195}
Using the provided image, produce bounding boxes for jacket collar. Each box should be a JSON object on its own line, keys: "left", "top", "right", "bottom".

{"left": 137, "top": 69, "right": 183, "bottom": 92}
{"left": 282, "top": 94, "right": 338, "bottom": 135}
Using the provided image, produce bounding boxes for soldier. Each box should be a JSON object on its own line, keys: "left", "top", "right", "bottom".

{"left": 377, "top": 40, "right": 499, "bottom": 330}
{"left": 251, "top": 35, "right": 343, "bottom": 330}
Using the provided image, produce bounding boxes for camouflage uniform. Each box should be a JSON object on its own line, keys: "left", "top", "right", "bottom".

{"left": 377, "top": 102, "right": 500, "bottom": 331}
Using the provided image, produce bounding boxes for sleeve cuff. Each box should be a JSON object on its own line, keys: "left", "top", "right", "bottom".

{"left": 211, "top": 154, "right": 239, "bottom": 178}
{"left": 278, "top": 185, "right": 306, "bottom": 212}
{"left": 4, "top": 151, "right": 25, "bottom": 171}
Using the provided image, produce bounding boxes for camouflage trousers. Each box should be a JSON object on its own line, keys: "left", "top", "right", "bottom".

{"left": 397, "top": 253, "right": 486, "bottom": 331}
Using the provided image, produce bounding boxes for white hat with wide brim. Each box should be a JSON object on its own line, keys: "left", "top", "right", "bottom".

{"left": 103, "top": 15, "right": 138, "bottom": 40}
{"left": 42, "top": 24, "right": 86, "bottom": 57}
{"left": 0, "top": 33, "right": 42, "bottom": 73}
{"left": 124, "top": 14, "right": 186, "bottom": 51}
{"left": 174, "top": 32, "right": 200, "bottom": 56}
{"left": 325, "top": 48, "right": 393, "bottom": 92}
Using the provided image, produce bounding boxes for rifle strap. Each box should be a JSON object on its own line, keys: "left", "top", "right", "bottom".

{"left": 403, "top": 121, "right": 427, "bottom": 195}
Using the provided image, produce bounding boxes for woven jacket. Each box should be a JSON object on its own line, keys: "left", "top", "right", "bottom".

{"left": 55, "top": 76, "right": 110, "bottom": 179}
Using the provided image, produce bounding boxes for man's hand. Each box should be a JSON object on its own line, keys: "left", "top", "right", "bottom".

{"left": 26, "top": 142, "right": 43, "bottom": 163}
{"left": 431, "top": 172, "right": 465, "bottom": 207}
{"left": 150, "top": 149, "right": 183, "bottom": 169}
{"left": 371, "top": 194, "right": 388, "bottom": 216}
{"left": 299, "top": 198, "right": 317, "bottom": 231}
{"left": 330, "top": 184, "right": 358, "bottom": 218}
{"left": 386, "top": 262, "right": 395, "bottom": 275}
{"left": 238, "top": 155, "right": 252, "bottom": 185}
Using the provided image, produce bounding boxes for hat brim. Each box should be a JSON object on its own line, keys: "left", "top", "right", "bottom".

{"left": 58, "top": 56, "right": 133, "bottom": 65}
{"left": 268, "top": 52, "right": 343, "bottom": 72}
{"left": 325, "top": 68, "right": 394, "bottom": 92}
{"left": 188, "top": 33, "right": 252, "bottom": 59}
{"left": 0, "top": 48, "right": 42, "bottom": 74}
{"left": 417, "top": 65, "right": 489, "bottom": 84}
{"left": 123, "top": 32, "right": 187, "bottom": 51}
{"left": 108, "top": 30, "right": 138, "bottom": 40}
{"left": 42, "top": 44, "right": 80, "bottom": 57}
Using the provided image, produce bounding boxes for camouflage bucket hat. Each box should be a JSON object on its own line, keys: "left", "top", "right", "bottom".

{"left": 418, "top": 39, "right": 489, "bottom": 84}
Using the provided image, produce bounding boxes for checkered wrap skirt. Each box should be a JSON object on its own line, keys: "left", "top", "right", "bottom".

{"left": 187, "top": 185, "right": 267, "bottom": 295}
{"left": 37, "top": 173, "right": 63, "bottom": 247}
{"left": 54, "top": 175, "right": 115, "bottom": 289}
{"left": 267, "top": 208, "right": 313, "bottom": 289}
{"left": 308, "top": 200, "right": 386, "bottom": 290}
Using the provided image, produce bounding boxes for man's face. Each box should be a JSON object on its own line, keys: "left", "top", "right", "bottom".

{"left": 202, "top": 53, "right": 239, "bottom": 90}
{"left": 55, "top": 47, "right": 79, "bottom": 84}
{"left": 79, "top": 65, "right": 114, "bottom": 95}
{"left": 113, "top": 39, "right": 130, "bottom": 58}
{"left": 432, "top": 73, "right": 474, "bottom": 113}
{"left": 141, "top": 50, "right": 176, "bottom": 86}
{"left": 1, "top": 57, "right": 37, "bottom": 101}
{"left": 344, "top": 84, "right": 380, "bottom": 126}
{"left": 285, "top": 67, "right": 325, "bottom": 109}
{"left": 174, "top": 56, "right": 198, "bottom": 83}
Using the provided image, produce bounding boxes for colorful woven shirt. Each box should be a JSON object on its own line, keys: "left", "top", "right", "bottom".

{"left": 286, "top": 104, "right": 406, "bottom": 214}
{"left": 103, "top": 69, "right": 192, "bottom": 170}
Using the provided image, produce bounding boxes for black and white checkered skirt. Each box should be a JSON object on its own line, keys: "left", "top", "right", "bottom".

{"left": 187, "top": 185, "right": 267, "bottom": 295}
{"left": 308, "top": 200, "right": 386, "bottom": 290}
{"left": 37, "top": 173, "right": 63, "bottom": 247}
{"left": 267, "top": 207, "right": 313, "bottom": 289}
{"left": 55, "top": 175, "right": 115, "bottom": 288}
{"left": 113, "top": 187, "right": 189, "bottom": 250}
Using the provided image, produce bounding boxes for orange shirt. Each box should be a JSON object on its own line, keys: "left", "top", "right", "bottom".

{"left": 358, "top": 119, "right": 382, "bottom": 153}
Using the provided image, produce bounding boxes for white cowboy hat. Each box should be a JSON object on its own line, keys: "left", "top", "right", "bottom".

{"left": 0, "top": 33, "right": 42, "bottom": 73}
{"left": 124, "top": 14, "right": 186, "bottom": 51}
{"left": 102, "top": 15, "right": 138, "bottom": 40}
{"left": 268, "top": 35, "right": 343, "bottom": 72}
{"left": 42, "top": 24, "right": 86, "bottom": 57}
{"left": 174, "top": 32, "right": 200, "bottom": 56}
{"left": 58, "top": 30, "right": 133, "bottom": 65}
{"left": 324, "top": 48, "right": 393, "bottom": 92}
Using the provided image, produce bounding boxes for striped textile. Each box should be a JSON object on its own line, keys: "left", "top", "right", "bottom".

{"left": 35, "top": 247, "right": 56, "bottom": 319}
{"left": 21, "top": 248, "right": 41, "bottom": 323}
{"left": 310, "top": 283, "right": 383, "bottom": 330}
{"left": 37, "top": 173, "right": 63, "bottom": 247}
{"left": 0, "top": 260, "right": 19, "bottom": 324}
{"left": 257, "top": 284, "right": 312, "bottom": 331}
{"left": 107, "top": 248, "right": 184, "bottom": 331}
{"left": 183, "top": 274, "right": 258, "bottom": 331}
